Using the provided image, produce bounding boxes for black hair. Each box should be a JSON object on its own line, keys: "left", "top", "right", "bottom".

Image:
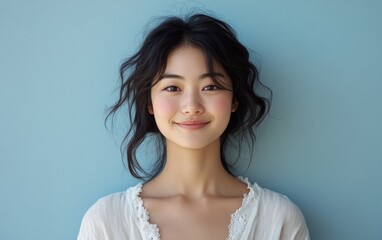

{"left": 105, "top": 13, "right": 271, "bottom": 180}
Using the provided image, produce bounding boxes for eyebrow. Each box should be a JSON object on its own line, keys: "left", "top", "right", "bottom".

{"left": 158, "top": 72, "right": 225, "bottom": 80}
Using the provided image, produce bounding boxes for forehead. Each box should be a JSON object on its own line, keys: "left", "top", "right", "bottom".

{"left": 164, "top": 45, "right": 226, "bottom": 74}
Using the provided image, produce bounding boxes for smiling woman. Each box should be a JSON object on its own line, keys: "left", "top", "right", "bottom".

{"left": 77, "top": 13, "right": 310, "bottom": 240}
{"left": 148, "top": 45, "right": 235, "bottom": 150}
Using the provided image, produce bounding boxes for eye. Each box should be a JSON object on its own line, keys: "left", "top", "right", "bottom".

{"left": 202, "top": 85, "right": 221, "bottom": 91}
{"left": 164, "top": 86, "right": 180, "bottom": 92}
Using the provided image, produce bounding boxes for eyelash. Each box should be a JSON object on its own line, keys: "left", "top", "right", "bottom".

{"left": 163, "top": 85, "right": 221, "bottom": 92}
{"left": 203, "top": 85, "right": 221, "bottom": 91}
{"left": 164, "top": 86, "right": 180, "bottom": 92}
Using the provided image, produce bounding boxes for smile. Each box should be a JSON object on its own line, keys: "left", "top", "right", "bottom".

{"left": 175, "top": 121, "right": 210, "bottom": 130}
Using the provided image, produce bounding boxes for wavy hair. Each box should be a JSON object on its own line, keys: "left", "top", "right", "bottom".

{"left": 105, "top": 13, "right": 272, "bottom": 180}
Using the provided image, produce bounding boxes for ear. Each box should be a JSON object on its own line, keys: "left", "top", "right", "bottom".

{"left": 147, "top": 104, "right": 154, "bottom": 114}
{"left": 231, "top": 101, "right": 239, "bottom": 112}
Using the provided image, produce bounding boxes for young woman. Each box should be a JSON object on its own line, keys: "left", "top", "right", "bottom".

{"left": 78, "top": 14, "right": 310, "bottom": 240}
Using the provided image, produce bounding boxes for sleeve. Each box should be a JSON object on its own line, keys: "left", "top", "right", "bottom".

{"left": 77, "top": 199, "right": 108, "bottom": 240}
{"left": 280, "top": 198, "right": 310, "bottom": 240}
{"left": 77, "top": 192, "right": 127, "bottom": 240}
{"left": 256, "top": 187, "right": 310, "bottom": 240}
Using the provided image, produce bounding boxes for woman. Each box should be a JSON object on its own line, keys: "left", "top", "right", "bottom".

{"left": 78, "top": 13, "right": 310, "bottom": 240}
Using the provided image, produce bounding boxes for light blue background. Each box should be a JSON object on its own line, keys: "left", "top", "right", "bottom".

{"left": 1, "top": 0, "right": 381, "bottom": 239}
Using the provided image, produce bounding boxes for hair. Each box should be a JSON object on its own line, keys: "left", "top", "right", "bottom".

{"left": 105, "top": 13, "right": 272, "bottom": 180}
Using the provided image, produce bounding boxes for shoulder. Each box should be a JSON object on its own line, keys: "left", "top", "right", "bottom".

{"left": 255, "top": 184, "right": 301, "bottom": 216}
{"left": 84, "top": 191, "right": 128, "bottom": 220}
{"left": 77, "top": 184, "right": 141, "bottom": 240}
{"left": 252, "top": 183, "right": 310, "bottom": 240}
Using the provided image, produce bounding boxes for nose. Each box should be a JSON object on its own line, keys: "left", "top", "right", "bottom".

{"left": 181, "top": 90, "right": 204, "bottom": 115}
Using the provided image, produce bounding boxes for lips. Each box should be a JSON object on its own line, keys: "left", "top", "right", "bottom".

{"left": 175, "top": 121, "right": 210, "bottom": 130}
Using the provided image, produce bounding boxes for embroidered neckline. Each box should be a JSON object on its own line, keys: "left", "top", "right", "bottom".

{"left": 131, "top": 184, "right": 161, "bottom": 240}
{"left": 130, "top": 177, "right": 255, "bottom": 240}
{"left": 227, "top": 176, "right": 254, "bottom": 240}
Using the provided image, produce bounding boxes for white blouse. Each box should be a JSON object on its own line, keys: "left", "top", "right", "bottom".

{"left": 78, "top": 178, "right": 310, "bottom": 240}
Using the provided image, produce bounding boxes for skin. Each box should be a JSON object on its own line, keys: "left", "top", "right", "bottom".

{"left": 142, "top": 45, "right": 248, "bottom": 240}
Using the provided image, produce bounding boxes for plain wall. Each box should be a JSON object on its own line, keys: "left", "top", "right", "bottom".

{"left": 1, "top": 0, "right": 381, "bottom": 239}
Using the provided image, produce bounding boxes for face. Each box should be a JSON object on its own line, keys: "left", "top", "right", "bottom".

{"left": 148, "top": 45, "right": 237, "bottom": 150}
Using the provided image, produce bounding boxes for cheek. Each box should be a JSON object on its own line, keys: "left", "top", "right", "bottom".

{"left": 209, "top": 96, "right": 233, "bottom": 114}
{"left": 152, "top": 96, "right": 177, "bottom": 116}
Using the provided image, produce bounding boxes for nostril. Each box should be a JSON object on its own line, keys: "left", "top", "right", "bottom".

{"left": 181, "top": 104, "right": 204, "bottom": 115}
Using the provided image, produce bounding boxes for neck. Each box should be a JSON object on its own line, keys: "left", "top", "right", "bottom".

{"left": 152, "top": 139, "right": 234, "bottom": 198}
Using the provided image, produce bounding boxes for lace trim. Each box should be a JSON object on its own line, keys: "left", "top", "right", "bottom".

{"left": 227, "top": 176, "right": 254, "bottom": 240}
{"left": 131, "top": 183, "right": 160, "bottom": 240}
{"left": 130, "top": 176, "right": 255, "bottom": 240}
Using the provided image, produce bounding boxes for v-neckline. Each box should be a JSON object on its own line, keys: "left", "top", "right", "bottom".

{"left": 131, "top": 177, "right": 254, "bottom": 240}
